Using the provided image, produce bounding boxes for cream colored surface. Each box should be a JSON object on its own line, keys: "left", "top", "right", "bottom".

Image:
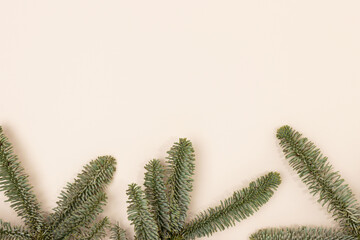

{"left": 1, "top": 1, "right": 360, "bottom": 239}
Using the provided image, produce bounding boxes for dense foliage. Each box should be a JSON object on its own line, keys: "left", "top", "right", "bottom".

{"left": 251, "top": 126, "right": 360, "bottom": 240}
{"left": 111, "top": 138, "right": 281, "bottom": 240}
{"left": 0, "top": 126, "right": 116, "bottom": 240}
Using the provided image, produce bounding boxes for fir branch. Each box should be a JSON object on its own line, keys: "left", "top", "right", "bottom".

{"left": 144, "top": 159, "right": 171, "bottom": 238}
{"left": 79, "top": 217, "right": 110, "bottom": 240}
{"left": 0, "top": 220, "right": 32, "bottom": 240}
{"left": 276, "top": 125, "right": 360, "bottom": 235}
{"left": 250, "top": 226, "right": 357, "bottom": 240}
{"left": 53, "top": 192, "right": 108, "bottom": 240}
{"left": 110, "top": 223, "right": 128, "bottom": 240}
{"left": 0, "top": 127, "right": 44, "bottom": 233}
{"left": 166, "top": 138, "right": 195, "bottom": 233}
{"left": 181, "top": 172, "right": 281, "bottom": 239}
{"left": 50, "top": 155, "right": 116, "bottom": 232}
{"left": 127, "top": 183, "right": 160, "bottom": 240}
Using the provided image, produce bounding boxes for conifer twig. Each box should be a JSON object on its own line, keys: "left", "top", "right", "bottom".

{"left": 127, "top": 183, "right": 160, "bottom": 240}
{"left": 250, "top": 226, "right": 357, "bottom": 240}
{"left": 144, "top": 159, "right": 171, "bottom": 238}
{"left": 0, "top": 127, "right": 44, "bottom": 233}
{"left": 0, "top": 126, "right": 116, "bottom": 240}
{"left": 53, "top": 192, "right": 108, "bottom": 239}
{"left": 110, "top": 223, "right": 128, "bottom": 240}
{"left": 50, "top": 155, "right": 116, "bottom": 232}
{"left": 126, "top": 138, "right": 281, "bottom": 239}
{"left": 166, "top": 138, "right": 195, "bottom": 233}
{"left": 80, "top": 217, "right": 110, "bottom": 240}
{"left": 181, "top": 172, "right": 281, "bottom": 239}
{"left": 0, "top": 220, "right": 32, "bottom": 240}
{"left": 276, "top": 126, "right": 360, "bottom": 235}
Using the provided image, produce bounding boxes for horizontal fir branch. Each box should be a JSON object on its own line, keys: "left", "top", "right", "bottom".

{"left": 250, "top": 226, "right": 357, "bottom": 240}
{"left": 181, "top": 172, "right": 281, "bottom": 239}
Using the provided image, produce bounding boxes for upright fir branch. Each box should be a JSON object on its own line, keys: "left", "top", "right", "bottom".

{"left": 0, "top": 127, "right": 44, "bottom": 234}
{"left": 127, "top": 138, "right": 282, "bottom": 239}
{"left": 79, "top": 217, "right": 110, "bottom": 240}
{"left": 0, "top": 220, "right": 32, "bottom": 240}
{"left": 250, "top": 227, "right": 357, "bottom": 240}
{"left": 127, "top": 183, "right": 160, "bottom": 240}
{"left": 276, "top": 126, "right": 360, "bottom": 235}
{"left": 50, "top": 155, "right": 116, "bottom": 233}
{"left": 53, "top": 192, "right": 108, "bottom": 240}
{"left": 181, "top": 172, "right": 281, "bottom": 240}
{"left": 144, "top": 159, "right": 171, "bottom": 238}
{"left": 166, "top": 138, "right": 195, "bottom": 233}
{"left": 110, "top": 223, "right": 128, "bottom": 240}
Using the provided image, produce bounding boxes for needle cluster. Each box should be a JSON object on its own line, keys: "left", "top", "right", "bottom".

{"left": 251, "top": 126, "right": 360, "bottom": 240}
{"left": 0, "top": 127, "right": 116, "bottom": 240}
{"left": 112, "top": 138, "right": 281, "bottom": 240}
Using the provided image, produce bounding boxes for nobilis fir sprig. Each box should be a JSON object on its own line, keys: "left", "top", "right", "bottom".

{"left": 181, "top": 172, "right": 280, "bottom": 239}
{"left": 78, "top": 217, "right": 110, "bottom": 240}
{"left": 120, "top": 138, "right": 281, "bottom": 240}
{"left": 251, "top": 125, "right": 360, "bottom": 240}
{"left": 144, "top": 159, "right": 171, "bottom": 237}
{"left": 110, "top": 223, "right": 128, "bottom": 240}
{"left": 127, "top": 183, "right": 160, "bottom": 240}
{"left": 166, "top": 139, "right": 195, "bottom": 233}
{"left": 0, "top": 126, "right": 116, "bottom": 240}
{"left": 251, "top": 227, "right": 357, "bottom": 240}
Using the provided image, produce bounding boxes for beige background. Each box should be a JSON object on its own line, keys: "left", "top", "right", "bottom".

{"left": 1, "top": 1, "right": 360, "bottom": 239}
